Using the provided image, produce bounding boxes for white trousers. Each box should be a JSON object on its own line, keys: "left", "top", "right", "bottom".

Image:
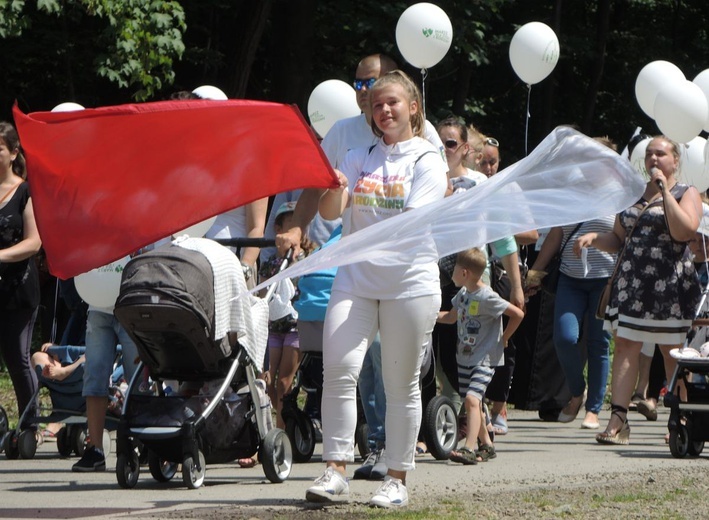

{"left": 321, "top": 289, "right": 440, "bottom": 471}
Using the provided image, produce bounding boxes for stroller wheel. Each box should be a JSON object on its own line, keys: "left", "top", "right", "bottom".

{"left": 148, "top": 451, "right": 178, "bottom": 482}
{"left": 18, "top": 430, "right": 37, "bottom": 459}
{"left": 424, "top": 395, "right": 458, "bottom": 460}
{"left": 3, "top": 432, "right": 19, "bottom": 460}
{"left": 116, "top": 451, "right": 141, "bottom": 488}
{"left": 669, "top": 424, "right": 690, "bottom": 458}
{"left": 102, "top": 429, "right": 112, "bottom": 458}
{"left": 71, "top": 425, "right": 88, "bottom": 456}
{"left": 56, "top": 427, "right": 73, "bottom": 457}
{"left": 260, "top": 428, "right": 292, "bottom": 483}
{"left": 689, "top": 440, "right": 705, "bottom": 457}
{"left": 182, "top": 450, "right": 206, "bottom": 489}
{"left": 355, "top": 422, "right": 370, "bottom": 460}
{"left": 285, "top": 413, "right": 315, "bottom": 463}
{"left": 0, "top": 405, "right": 8, "bottom": 440}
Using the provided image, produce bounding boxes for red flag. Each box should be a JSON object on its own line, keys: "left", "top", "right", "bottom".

{"left": 13, "top": 100, "right": 338, "bottom": 279}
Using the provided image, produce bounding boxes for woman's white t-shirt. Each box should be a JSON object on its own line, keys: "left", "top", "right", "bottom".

{"left": 332, "top": 136, "right": 447, "bottom": 300}
{"left": 206, "top": 206, "right": 247, "bottom": 240}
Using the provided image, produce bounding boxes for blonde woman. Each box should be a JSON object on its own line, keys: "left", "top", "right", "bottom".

{"left": 305, "top": 71, "right": 447, "bottom": 508}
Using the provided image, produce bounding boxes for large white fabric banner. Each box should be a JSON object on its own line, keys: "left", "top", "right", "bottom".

{"left": 252, "top": 127, "right": 646, "bottom": 294}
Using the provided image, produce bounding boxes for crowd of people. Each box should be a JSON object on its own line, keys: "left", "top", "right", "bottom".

{"left": 1, "top": 51, "right": 707, "bottom": 510}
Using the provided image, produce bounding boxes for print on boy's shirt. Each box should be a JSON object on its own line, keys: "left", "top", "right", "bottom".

{"left": 353, "top": 174, "right": 405, "bottom": 210}
{"left": 460, "top": 299, "right": 481, "bottom": 354}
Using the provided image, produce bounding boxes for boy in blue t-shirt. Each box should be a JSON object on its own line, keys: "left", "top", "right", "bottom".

{"left": 437, "top": 247, "right": 524, "bottom": 464}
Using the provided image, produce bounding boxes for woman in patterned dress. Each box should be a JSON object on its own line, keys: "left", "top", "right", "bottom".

{"left": 575, "top": 135, "right": 702, "bottom": 445}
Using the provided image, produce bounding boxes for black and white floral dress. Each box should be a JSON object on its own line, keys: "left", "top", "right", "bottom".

{"left": 604, "top": 184, "right": 701, "bottom": 344}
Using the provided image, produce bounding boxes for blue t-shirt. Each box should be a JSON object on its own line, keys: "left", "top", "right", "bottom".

{"left": 294, "top": 226, "right": 341, "bottom": 321}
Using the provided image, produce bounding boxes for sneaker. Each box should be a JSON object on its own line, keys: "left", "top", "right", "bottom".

{"left": 72, "top": 446, "right": 106, "bottom": 472}
{"left": 370, "top": 450, "right": 387, "bottom": 481}
{"left": 370, "top": 475, "right": 409, "bottom": 508}
{"left": 305, "top": 467, "right": 349, "bottom": 503}
{"left": 353, "top": 448, "right": 386, "bottom": 480}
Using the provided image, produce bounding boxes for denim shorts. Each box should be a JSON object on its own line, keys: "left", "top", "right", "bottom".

{"left": 82, "top": 311, "right": 140, "bottom": 397}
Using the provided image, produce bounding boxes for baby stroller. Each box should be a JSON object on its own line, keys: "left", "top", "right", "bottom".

{"left": 113, "top": 238, "right": 292, "bottom": 489}
{"left": 1, "top": 345, "right": 118, "bottom": 460}
{"left": 665, "top": 278, "right": 709, "bottom": 458}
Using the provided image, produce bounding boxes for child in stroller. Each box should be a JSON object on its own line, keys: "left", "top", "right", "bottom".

{"left": 1, "top": 343, "right": 121, "bottom": 460}
{"left": 113, "top": 237, "right": 292, "bottom": 489}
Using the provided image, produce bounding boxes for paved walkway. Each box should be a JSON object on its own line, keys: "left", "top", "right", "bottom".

{"left": 0, "top": 406, "right": 702, "bottom": 519}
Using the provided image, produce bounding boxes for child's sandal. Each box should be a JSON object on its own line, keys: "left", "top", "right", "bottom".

{"left": 449, "top": 447, "right": 478, "bottom": 465}
{"left": 475, "top": 444, "right": 496, "bottom": 462}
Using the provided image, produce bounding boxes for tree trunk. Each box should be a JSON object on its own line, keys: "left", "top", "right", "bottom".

{"left": 226, "top": 0, "right": 274, "bottom": 99}
{"left": 268, "top": 0, "right": 317, "bottom": 111}
{"left": 581, "top": 0, "right": 612, "bottom": 133}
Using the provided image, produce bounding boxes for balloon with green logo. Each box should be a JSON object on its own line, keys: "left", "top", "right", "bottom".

{"left": 509, "top": 22, "right": 560, "bottom": 85}
{"left": 75, "top": 256, "right": 130, "bottom": 309}
{"left": 395, "top": 3, "right": 453, "bottom": 69}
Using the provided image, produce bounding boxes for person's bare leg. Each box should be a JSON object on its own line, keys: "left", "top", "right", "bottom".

{"left": 86, "top": 396, "right": 108, "bottom": 451}
{"left": 275, "top": 347, "right": 301, "bottom": 429}
{"left": 603, "top": 337, "right": 642, "bottom": 434}
{"left": 659, "top": 344, "right": 685, "bottom": 401}
{"left": 635, "top": 352, "right": 652, "bottom": 398}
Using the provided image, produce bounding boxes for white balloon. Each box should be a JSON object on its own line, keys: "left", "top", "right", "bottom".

{"left": 508, "top": 22, "right": 560, "bottom": 85}
{"left": 175, "top": 216, "right": 217, "bottom": 238}
{"left": 629, "top": 137, "right": 652, "bottom": 180}
{"left": 654, "top": 80, "right": 708, "bottom": 143}
{"left": 74, "top": 257, "right": 130, "bottom": 309}
{"left": 192, "top": 85, "right": 228, "bottom": 100}
{"left": 634, "top": 61, "right": 685, "bottom": 118}
{"left": 678, "top": 137, "right": 709, "bottom": 191}
{"left": 51, "top": 102, "right": 84, "bottom": 112}
{"left": 307, "top": 79, "right": 360, "bottom": 138}
{"left": 395, "top": 2, "right": 453, "bottom": 69}
{"left": 692, "top": 69, "right": 709, "bottom": 132}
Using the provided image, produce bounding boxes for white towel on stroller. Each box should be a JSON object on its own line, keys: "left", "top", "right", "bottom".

{"left": 172, "top": 236, "right": 269, "bottom": 368}
{"left": 269, "top": 278, "right": 298, "bottom": 321}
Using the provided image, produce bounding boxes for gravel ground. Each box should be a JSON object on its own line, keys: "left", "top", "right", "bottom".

{"left": 156, "top": 465, "right": 709, "bottom": 519}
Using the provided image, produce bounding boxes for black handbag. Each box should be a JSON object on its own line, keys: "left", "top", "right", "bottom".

{"left": 541, "top": 223, "right": 583, "bottom": 296}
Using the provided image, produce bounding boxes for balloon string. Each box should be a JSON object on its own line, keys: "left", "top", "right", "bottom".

{"left": 525, "top": 83, "right": 532, "bottom": 156}
{"left": 421, "top": 68, "right": 428, "bottom": 118}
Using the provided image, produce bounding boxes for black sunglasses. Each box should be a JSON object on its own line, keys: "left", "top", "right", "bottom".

{"left": 485, "top": 137, "right": 500, "bottom": 147}
{"left": 353, "top": 78, "right": 377, "bottom": 91}
{"left": 444, "top": 139, "right": 462, "bottom": 150}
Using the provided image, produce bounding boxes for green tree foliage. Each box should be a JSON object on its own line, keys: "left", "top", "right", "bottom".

{"left": 2, "top": 0, "right": 708, "bottom": 164}
{"left": 0, "top": 0, "right": 185, "bottom": 103}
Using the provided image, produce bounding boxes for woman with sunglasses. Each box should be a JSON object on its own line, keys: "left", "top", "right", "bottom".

{"left": 479, "top": 136, "right": 501, "bottom": 177}
{"left": 437, "top": 116, "right": 487, "bottom": 194}
{"left": 304, "top": 70, "right": 447, "bottom": 509}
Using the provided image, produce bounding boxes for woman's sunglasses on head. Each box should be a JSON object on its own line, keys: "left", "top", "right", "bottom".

{"left": 485, "top": 137, "right": 500, "bottom": 147}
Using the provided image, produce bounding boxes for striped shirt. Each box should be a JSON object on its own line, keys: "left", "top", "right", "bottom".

{"left": 559, "top": 216, "right": 616, "bottom": 279}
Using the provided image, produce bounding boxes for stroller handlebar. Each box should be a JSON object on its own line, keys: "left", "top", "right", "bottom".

{"left": 212, "top": 238, "right": 277, "bottom": 248}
